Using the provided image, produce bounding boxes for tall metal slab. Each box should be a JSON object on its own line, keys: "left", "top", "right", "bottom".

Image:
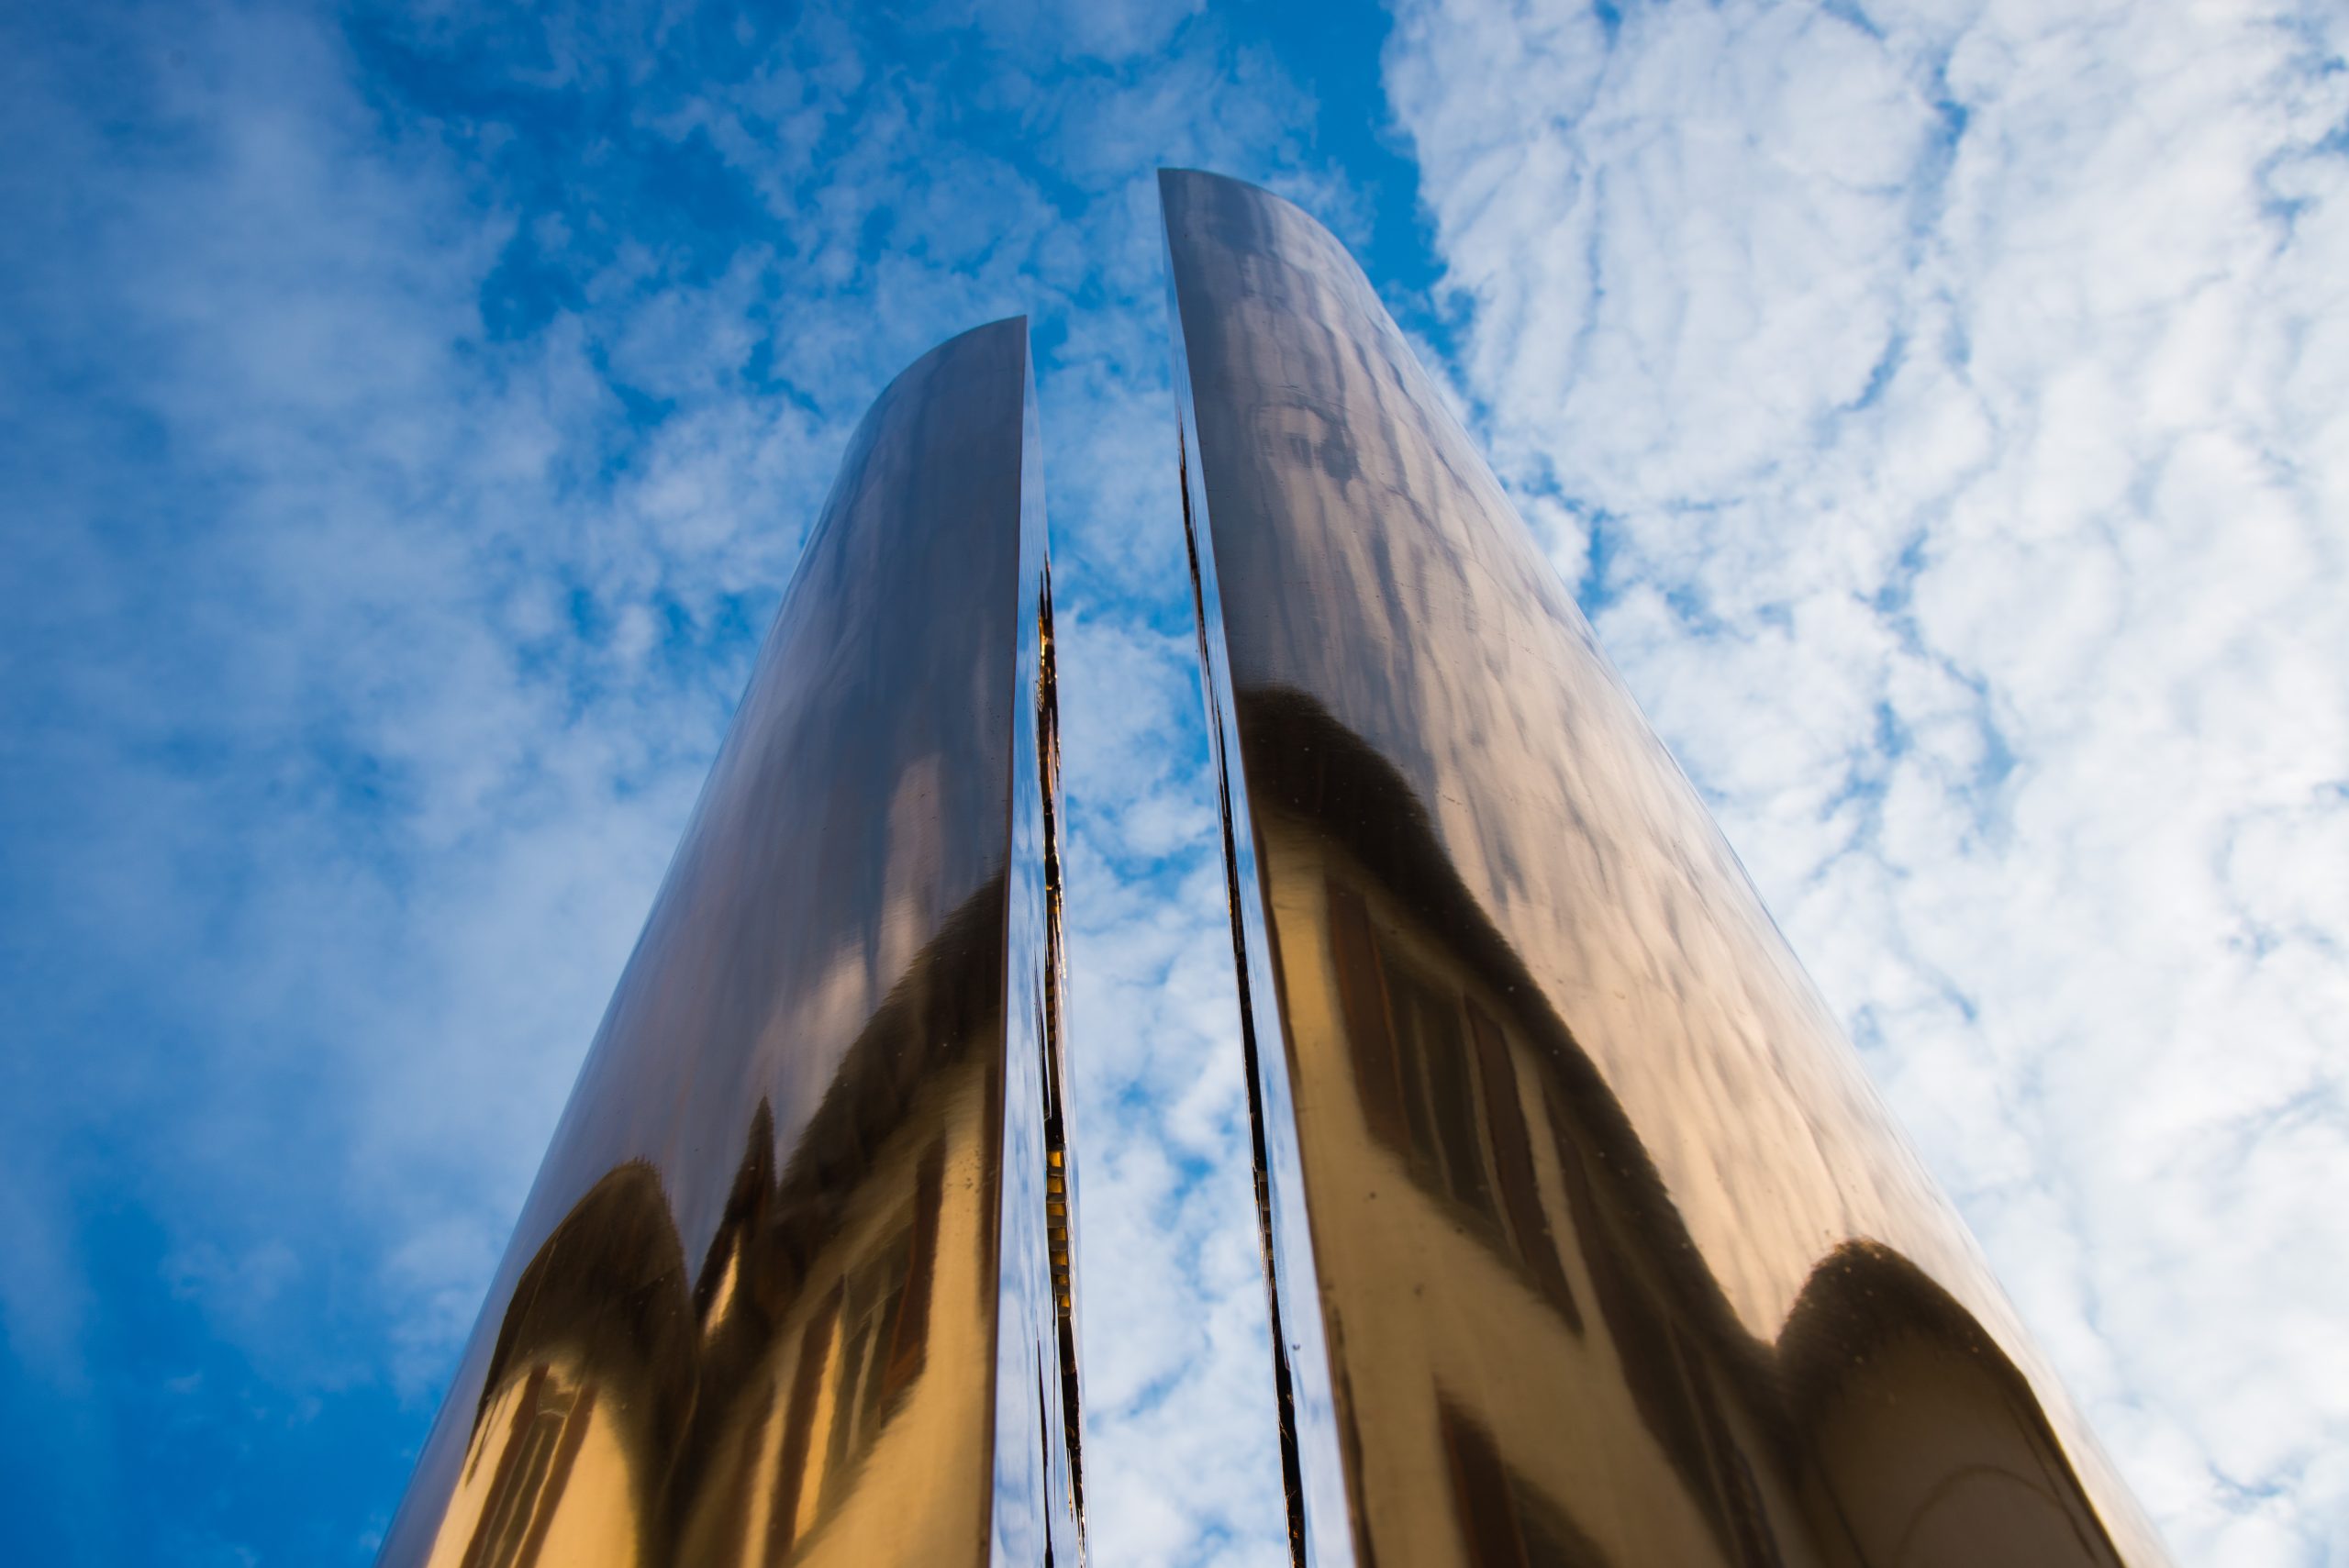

{"left": 376, "top": 317, "right": 1084, "bottom": 1568}
{"left": 1161, "top": 169, "right": 2167, "bottom": 1568}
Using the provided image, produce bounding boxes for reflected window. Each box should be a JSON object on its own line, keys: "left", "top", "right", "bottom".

{"left": 1328, "top": 875, "right": 1577, "bottom": 1324}
{"left": 817, "top": 1137, "right": 945, "bottom": 1510}
{"left": 1387, "top": 950, "right": 1494, "bottom": 1220}
{"left": 1440, "top": 1397, "right": 1604, "bottom": 1568}
{"left": 824, "top": 1225, "right": 913, "bottom": 1488}
{"left": 462, "top": 1365, "right": 597, "bottom": 1568}
{"left": 764, "top": 1288, "right": 841, "bottom": 1564}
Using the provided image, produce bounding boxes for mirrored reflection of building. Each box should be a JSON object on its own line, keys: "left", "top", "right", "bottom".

{"left": 1160, "top": 169, "right": 2171, "bottom": 1568}
{"left": 376, "top": 317, "right": 1083, "bottom": 1568}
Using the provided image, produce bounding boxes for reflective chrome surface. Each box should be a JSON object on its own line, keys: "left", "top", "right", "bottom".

{"left": 376, "top": 317, "right": 1083, "bottom": 1568}
{"left": 1161, "top": 169, "right": 2169, "bottom": 1568}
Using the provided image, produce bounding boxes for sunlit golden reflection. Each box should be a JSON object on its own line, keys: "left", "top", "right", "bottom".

{"left": 377, "top": 319, "right": 1080, "bottom": 1568}
{"left": 1163, "top": 167, "right": 2168, "bottom": 1568}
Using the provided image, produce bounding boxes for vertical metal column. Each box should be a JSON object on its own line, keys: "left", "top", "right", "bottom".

{"left": 375, "top": 317, "right": 1083, "bottom": 1568}
{"left": 1162, "top": 168, "right": 2168, "bottom": 1568}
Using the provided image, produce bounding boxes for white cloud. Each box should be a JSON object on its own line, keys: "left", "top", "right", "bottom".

{"left": 1387, "top": 1, "right": 2349, "bottom": 1562}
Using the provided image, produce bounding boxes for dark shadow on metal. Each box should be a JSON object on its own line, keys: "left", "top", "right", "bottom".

{"left": 374, "top": 317, "right": 1084, "bottom": 1568}
{"left": 1160, "top": 166, "right": 2171, "bottom": 1568}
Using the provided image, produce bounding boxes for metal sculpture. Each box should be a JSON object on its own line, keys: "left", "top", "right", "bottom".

{"left": 1161, "top": 167, "right": 2168, "bottom": 1568}
{"left": 374, "top": 317, "right": 1083, "bottom": 1568}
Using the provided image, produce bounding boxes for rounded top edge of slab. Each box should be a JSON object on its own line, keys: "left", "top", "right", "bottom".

{"left": 1155, "top": 168, "right": 1370, "bottom": 299}
{"left": 1157, "top": 167, "right": 1320, "bottom": 228}
{"left": 885, "top": 314, "right": 1030, "bottom": 391}
{"left": 841, "top": 314, "right": 1033, "bottom": 466}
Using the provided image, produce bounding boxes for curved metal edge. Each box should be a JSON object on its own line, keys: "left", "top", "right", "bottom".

{"left": 1160, "top": 169, "right": 1356, "bottom": 1568}
{"left": 991, "top": 327, "right": 1088, "bottom": 1568}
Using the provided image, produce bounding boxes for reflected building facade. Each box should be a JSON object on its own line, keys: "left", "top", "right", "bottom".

{"left": 376, "top": 317, "right": 1083, "bottom": 1568}
{"left": 1160, "top": 169, "right": 2171, "bottom": 1568}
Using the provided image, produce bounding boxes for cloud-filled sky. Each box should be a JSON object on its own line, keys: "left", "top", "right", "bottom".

{"left": 1, "top": 2, "right": 2342, "bottom": 1565}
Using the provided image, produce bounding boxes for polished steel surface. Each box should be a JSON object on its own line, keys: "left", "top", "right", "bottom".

{"left": 1161, "top": 168, "right": 2170, "bottom": 1568}
{"left": 375, "top": 317, "right": 1083, "bottom": 1568}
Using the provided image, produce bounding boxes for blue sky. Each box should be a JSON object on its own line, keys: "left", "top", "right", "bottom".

{"left": 3, "top": 2, "right": 2345, "bottom": 1565}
